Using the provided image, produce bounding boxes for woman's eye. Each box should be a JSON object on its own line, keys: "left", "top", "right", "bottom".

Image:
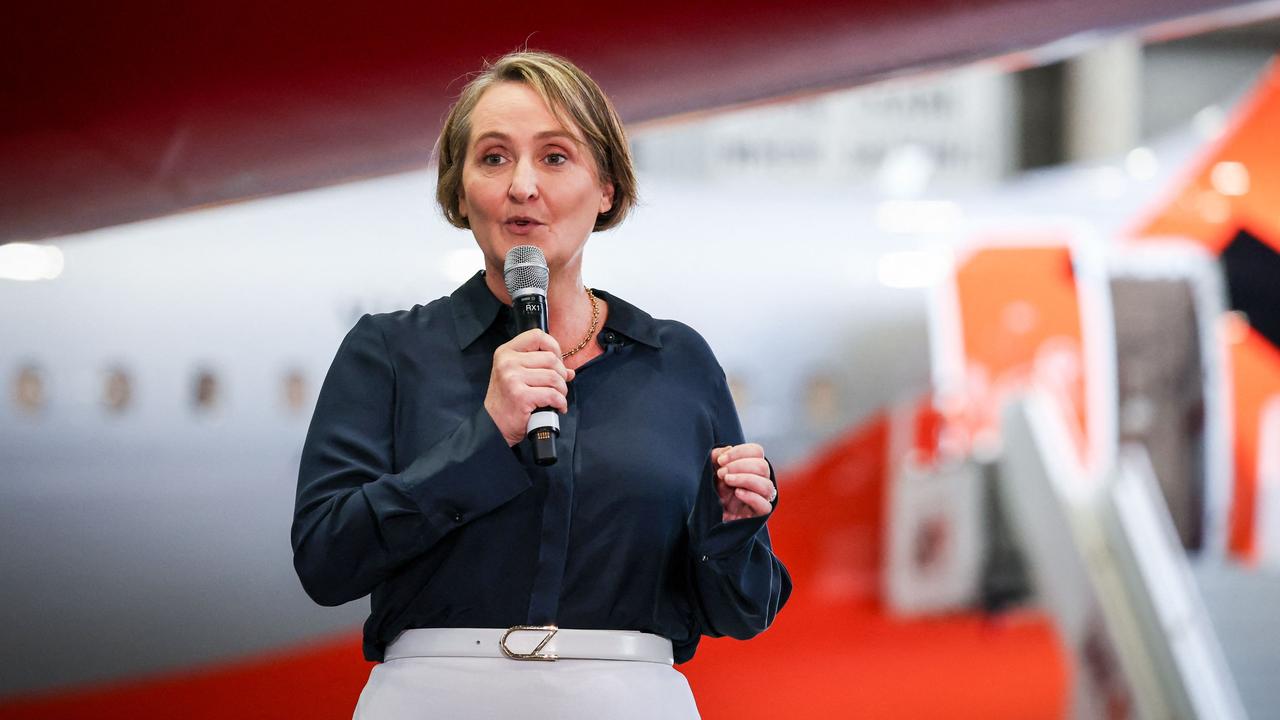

{"left": 481, "top": 153, "right": 505, "bottom": 166}
{"left": 545, "top": 153, "right": 567, "bottom": 166}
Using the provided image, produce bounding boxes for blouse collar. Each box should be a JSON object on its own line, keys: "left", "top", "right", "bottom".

{"left": 450, "top": 270, "right": 663, "bottom": 351}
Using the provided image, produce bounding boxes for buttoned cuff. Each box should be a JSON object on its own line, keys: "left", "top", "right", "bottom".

{"left": 690, "top": 447, "right": 777, "bottom": 562}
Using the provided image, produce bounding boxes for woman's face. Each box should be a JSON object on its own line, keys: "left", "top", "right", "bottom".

{"left": 459, "top": 82, "right": 614, "bottom": 276}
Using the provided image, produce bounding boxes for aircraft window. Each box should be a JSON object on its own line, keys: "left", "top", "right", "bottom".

{"left": 727, "top": 373, "right": 750, "bottom": 410}
{"left": 14, "top": 364, "right": 45, "bottom": 415}
{"left": 804, "top": 371, "right": 841, "bottom": 429}
{"left": 283, "top": 369, "right": 308, "bottom": 413}
{"left": 102, "top": 365, "right": 132, "bottom": 414}
{"left": 192, "top": 368, "right": 220, "bottom": 411}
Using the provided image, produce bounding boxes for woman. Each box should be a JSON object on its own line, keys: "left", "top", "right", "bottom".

{"left": 292, "top": 50, "right": 791, "bottom": 719}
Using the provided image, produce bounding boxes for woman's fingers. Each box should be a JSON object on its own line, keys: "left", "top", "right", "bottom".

{"left": 534, "top": 387, "right": 569, "bottom": 414}
{"left": 721, "top": 472, "right": 774, "bottom": 499}
{"left": 721, "top": 491, "right": 771, "bottom": 522}
{"left": 519, "top": 350, "right": 572, "bottom": 377}
{"left": 510, "top": 338, "right": 575, "bottom": 383}
{"left": 712, "top": 446, "right": 730, "bottom": 467}
{"left": 732, "top": 487, "right": 773, "bottom": 516}
{"left": 503, "top": 383, "right": 568, "bottom": 413}
{"left": 508, "top": 328, "right": 564, "bottom": 357}
{"left": 717, "top": 457, "right": 769, "bottom": 479}
{"left": 715, "top": 443, "right": 764, "bottom": 466}
{"left": 522, "top": 367, "right": 568, "bottom": 396}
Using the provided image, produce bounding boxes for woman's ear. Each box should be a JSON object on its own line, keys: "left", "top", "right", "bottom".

{"left": 598, "top": 182, "right": 615, "bottom": 214}
{"left": 458, "top": 190, "right": 469, "bottom": 219}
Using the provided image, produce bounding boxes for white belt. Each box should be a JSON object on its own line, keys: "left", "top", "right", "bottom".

{"left": 385, "top": 626, "right": 674, "bottom": 665}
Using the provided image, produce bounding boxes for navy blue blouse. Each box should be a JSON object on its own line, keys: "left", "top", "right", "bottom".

{"left": 291, "top": 270, "right": 791, "bottom": 663}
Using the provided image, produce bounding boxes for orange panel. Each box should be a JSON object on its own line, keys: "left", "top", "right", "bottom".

{"left": 1226, "top": 330, "right": 1280, "bottom": 560}
{"left": 951, "top": 242, "right": 1090, "bottom": 463}
{"left": 1134, "top": 62, "right": 1280, "bottom": 250}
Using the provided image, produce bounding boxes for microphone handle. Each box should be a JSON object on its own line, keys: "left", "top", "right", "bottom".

{"left": 512, "top": 292, "right": 558, "bottom": 466}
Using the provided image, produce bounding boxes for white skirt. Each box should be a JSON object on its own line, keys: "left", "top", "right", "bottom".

{"left": 353, "top": 656, "right": 701, "bottom": 719}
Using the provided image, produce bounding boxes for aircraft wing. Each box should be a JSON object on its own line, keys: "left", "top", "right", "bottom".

{"left": 0, "top": 0, "right": 1256, "bottom": 243}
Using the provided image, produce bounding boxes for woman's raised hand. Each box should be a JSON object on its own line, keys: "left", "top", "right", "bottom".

{"left": 484, "top": 329, "right": 576, "bottom": 447}
{"left": 712, "top": 443, "right": 775, "bottom": 522}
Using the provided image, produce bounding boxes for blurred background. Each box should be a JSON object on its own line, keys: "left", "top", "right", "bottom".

{"left": 3, "top": 1, "right": 1280, "bottom": 718}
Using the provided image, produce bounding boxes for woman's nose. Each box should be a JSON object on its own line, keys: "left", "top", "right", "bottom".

{"left": 508, "top": 158, "right": 538, "bottom": 202}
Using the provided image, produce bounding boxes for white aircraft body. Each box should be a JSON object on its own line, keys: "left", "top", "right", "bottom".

{"left": 5, "top": 124, "right": 1269, "bottom": 714}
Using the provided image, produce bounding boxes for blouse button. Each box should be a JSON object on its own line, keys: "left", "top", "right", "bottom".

{"left": 700, "top": 555, "right": 709, "bottom": 563}
{"left": 451, "top": 511, "right": 464, "bottom": 523}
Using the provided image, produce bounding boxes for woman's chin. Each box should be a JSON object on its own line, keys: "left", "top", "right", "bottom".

{"left": 478, "top": 232, "right": 582, "bottom": 274}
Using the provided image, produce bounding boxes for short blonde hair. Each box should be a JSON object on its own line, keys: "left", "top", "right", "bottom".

{"left": 434, "top": 50, "right": 637, "bottom": 232}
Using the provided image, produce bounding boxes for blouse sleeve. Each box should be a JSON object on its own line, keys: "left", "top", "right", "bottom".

{"left": 291, "top": 314, "right": 531, "bottom": 607}
{"left": 686, "top": 366, "right": 792, "bottom": 640}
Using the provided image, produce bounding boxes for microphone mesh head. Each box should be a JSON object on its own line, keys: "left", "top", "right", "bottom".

{"left": 504, "top": 245, "right": 549, "bottom": 297}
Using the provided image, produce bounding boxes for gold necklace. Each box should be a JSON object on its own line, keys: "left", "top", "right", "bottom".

{"left": 561, "top": 287, "right": 599, "bottom": 359}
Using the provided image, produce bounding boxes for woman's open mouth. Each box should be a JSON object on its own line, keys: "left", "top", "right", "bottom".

{"left": 505, "top": 217, "right": 543, "bottom": 234}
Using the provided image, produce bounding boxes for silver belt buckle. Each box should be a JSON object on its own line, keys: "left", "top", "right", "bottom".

{"left": 499, "top": 625, "right": 559, "bottom": 661}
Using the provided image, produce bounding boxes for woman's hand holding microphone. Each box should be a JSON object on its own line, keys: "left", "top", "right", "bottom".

{"left": 484, "top": 329, "right": 575, "bottom": 447}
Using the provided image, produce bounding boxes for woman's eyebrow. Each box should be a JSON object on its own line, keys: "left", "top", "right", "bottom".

{"left": 472, "top": 129, "right": 578, "bottom": 144}
{"left": 534, "top": 130, "right": 577, "bottom": 141}
{"left": 472, "top": 130, "right": 511, "bottom": 144}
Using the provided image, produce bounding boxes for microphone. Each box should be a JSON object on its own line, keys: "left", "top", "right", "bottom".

{"left": 503, "top": 245, "right": 558, "bottom": 466}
